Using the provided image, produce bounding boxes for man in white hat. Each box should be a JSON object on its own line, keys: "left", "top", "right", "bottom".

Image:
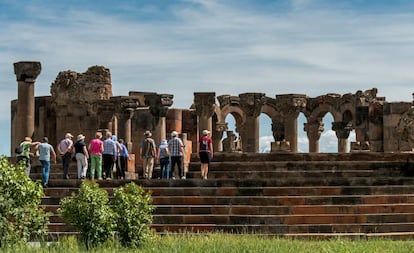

{"left": 168, "top": 130, "right": 185, "bottom": 179}
{"left": 57, "top": 133, "right": 74, "bottom": 179}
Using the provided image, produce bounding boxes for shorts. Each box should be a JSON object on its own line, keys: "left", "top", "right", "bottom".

{"left": 199, "top": 152, "right": 211, "bottom": 164}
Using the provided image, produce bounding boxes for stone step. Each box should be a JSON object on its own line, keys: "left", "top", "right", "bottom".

{"left": 43, "top": 203, "right": 414, "bottom": 216}
{"left": 185, "top": 170, "right": 389, "bottom": 179}
{"left": 30, "top": 169, "right": 382, "bottom": 181}
{"left": 150, "top": 195, "right": 414, "bottom": 206}
{"left": 189, "top": 161, "right": 405, "bottom": 173}
{"left": 151, "top": 213, "right": 414, "bottom": 225}
{"left": 48, "top": 216, "right": 414, "bottom": 236}
{"left": 41, "top": 185, "right": 414, "bottom": 200}
{"left": 151, "top": 223, "right": 414, "bottom": 234}
{"left": 37, "top": 177, "right": 414, "bottom": 189}
{"left": 46, "top": 230, "right": 414, "bottom": 241}
{"left": 197, "top": 152, "right": 412, "bottom": 162}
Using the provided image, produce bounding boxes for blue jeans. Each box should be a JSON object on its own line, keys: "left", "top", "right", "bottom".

{"left": 40, "top": 160, "right": 51, "bottom": 185}
{"left": 160, "top": 157, "right": 170, "bottom": 179}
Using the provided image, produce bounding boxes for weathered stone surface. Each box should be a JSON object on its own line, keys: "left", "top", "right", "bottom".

{"left": 50, "top": 65, "right": 112, "bottom": 106}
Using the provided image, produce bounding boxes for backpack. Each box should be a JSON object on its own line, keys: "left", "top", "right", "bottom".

{"left": 200, "top": 139, "right": 209, "bottom": 151}
{"left": 142, "top": 138, "right": 155, "bottom": 157}
{"left": 161, "top": 147, "right": 170, "bottom": 157}
{"left": 15, "top": 146, "right": 22, "bottom": 154}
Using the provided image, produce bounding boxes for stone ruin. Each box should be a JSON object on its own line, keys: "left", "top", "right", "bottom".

{"left": 10, "top": 61, "right": 414, "bottom": 169}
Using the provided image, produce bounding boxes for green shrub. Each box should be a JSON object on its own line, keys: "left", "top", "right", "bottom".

{"left": 0, "top": 156, "right": 49, "bottom": 247}
{"left": 58, "top": 181, "right": 116, "bottom": 248}
{"left": 111, "top": 182, "right": 156, "bottom": 247}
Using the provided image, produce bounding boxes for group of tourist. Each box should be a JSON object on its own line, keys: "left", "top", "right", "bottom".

{"left": 15, "top": 128, "right": 213, "bottom": 187}
{"left": 56, "top": 131, "right": 130, "bottom": 181}
{"left": 139, "top": 129, "right": 213, "bottom": 180}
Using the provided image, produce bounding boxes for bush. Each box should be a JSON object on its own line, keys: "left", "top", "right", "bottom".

{"left": 112, "top": 182, "right": 156, "bottom": 247}
{"left": 0, "top": 156, "right": 50, "bottom": 247}
{"left": 58, "top": 181, "right": 116, "bottom": 248}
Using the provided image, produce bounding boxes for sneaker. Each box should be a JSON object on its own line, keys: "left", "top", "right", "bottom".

{"left": 98, "top": 177, "right": 103, "bottom": 180}
{"left": 172, "top": 177, "right": 176, "bottom": 180}
{"left": 181, "top": 176, "right": 186, "bottom": 179}
{"left": 106, "top": 177, "right": 112, "bottom": 180}
{"left": 204, "top": 176, "right": 207, "bottom": 180}
{"left": 43, "top": 183, "right": 48, "bottom": 188}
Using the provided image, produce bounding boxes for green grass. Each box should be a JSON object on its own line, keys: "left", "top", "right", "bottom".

{"left": 2, "top": 233, "right": 414, "bottom": 253}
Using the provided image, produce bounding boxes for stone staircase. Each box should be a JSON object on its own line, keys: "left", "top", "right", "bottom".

{"left": 31, "top": 152, "right": 414, "bottom": 240}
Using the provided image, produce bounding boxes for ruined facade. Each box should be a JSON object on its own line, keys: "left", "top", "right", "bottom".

{"left": 11, "top": 61, "right": 414, "bottom": 168}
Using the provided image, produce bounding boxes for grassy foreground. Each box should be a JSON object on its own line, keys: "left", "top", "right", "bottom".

{"left": 2, "top": 233, "right": 414, "bottom": 253}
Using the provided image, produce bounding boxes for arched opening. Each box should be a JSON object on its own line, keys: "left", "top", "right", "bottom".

{"left": 320, "top": 112, "right": 337, "bottom": 153}
{"left": 259, "top": 113, "right": 272, "bottom": 153}
{"left": 297, "top": 112, "right": 308, "bottom": 153}
{"left": 221, "top": 113, "right": 242, "bottom": 152}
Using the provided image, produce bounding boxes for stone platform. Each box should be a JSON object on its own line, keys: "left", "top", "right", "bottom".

{"left": 31, "top": 152, "right": 414, "bottom": 240}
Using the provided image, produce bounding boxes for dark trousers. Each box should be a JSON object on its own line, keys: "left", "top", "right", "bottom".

{"left": 102, "top": 154, "right": 114, "bottom": 179}
{"left": 170, "top": 156, "right": 183, "bottom": 178}
{"left": 116, "top": 156, "right": 127, "bottom": 179}
{"left": 62, "top": 152, "right": 71, "bottom": 179}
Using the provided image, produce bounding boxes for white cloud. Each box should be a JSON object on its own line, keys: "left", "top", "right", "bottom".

{"left": 2, "top": 0, "right": 414, "bottom": 155}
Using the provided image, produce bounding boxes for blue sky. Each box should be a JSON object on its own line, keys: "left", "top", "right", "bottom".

{"left": 2, "top": 0, "right": 414, "bottom": 155}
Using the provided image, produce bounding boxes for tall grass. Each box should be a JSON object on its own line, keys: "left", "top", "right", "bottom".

{"left": 1, "top": 233, "right": 414, "bottom": 253}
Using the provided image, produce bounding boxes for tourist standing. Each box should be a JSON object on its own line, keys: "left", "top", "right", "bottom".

{"left": 118, "top": 138, "right": 130, "bottom": 179}
{"left": 158, "top": 139, "right": 170, "bottom": 179}
{"left": 88, "top": 132, "right": 104, "bottom": 180}
{"left": 198, "top": 130, "right": 213, "bottom": 179}
{"left": 16, "top": 137, "right": 40, "bottom": 175}
{"left": 37, "top": 137, "right": 56, "bottom": 187}
{"left": 57, "top": 133, "right": 74, "bottom": 179}
{"left": 168, "top": 131, "right": 185, "bottom": 179}
{"left": 111, "top": 135, "right": 122, "bottom": 179}
{"left": 74, "top": 134, "right": 89, "bottom": 179}
{"left": 139, "top": 130, "right": 157, "bottom": 179}
{"left": 102, "top": 131, "right": 117, "bottom": 180}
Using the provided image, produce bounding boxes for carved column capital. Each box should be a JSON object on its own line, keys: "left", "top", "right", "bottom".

{"left": 194, "top": 92, "right": 216, "bottom": 117}
{"left": 215, "top": 122, "right": 228, "bottom": 133}
{"left": 332, "top": 121, "right": 352, "bottom": 139}
{"left": 275, "top": 94, "right": 307, "bottom": 117}
{"left": 304, "top": 120, "right": 324, "bottom": 140}
{"left": 239, "top": 93, "right": 265, "bottom": 117}
{"left": 145, "top": 93, "right": 173, "bottom": 118}
{"left": 13, "top": 61, "right": 41, "bottom": 82}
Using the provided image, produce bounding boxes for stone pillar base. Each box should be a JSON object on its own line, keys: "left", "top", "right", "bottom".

{"left": 271, "top": 141, "right": 291, "bottom": 153}
{"left": 350, "top": 141, "right": 370, "bottom": 152}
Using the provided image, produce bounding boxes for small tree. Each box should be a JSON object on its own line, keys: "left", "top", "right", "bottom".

{"left": 111, "top": 182, "right": 156, "bottom": 247}
{"left": 0, "top": 156, "right": 49, "bottom": 247}
{"left": 58, "top": 181, "right": 116, "bottom": 248}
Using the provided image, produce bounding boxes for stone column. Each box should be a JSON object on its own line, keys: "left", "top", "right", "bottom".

{"left": 194, "top": 92, "right": 216, "bottom": 146}
{"left": 115, "top": 98, "right": 139, "bottom": 151}
{"left": 13, "top": 61, "right": 41, "bottom": 147}
{"left": 239, "top": 93, "right": 265, "bottom": 152}
{"left": 332, "top": 121, "right": 352, "bottom": 153}
{"left": 368, "top": 102, "right": 384, "bottom": 152}
{"left": 285, "top": 114, "right": 298, "bottom": 153}
{"left": 145, "top": 93, "right": 173, "bottom": 145}
{"left": 304, "top": 120, "right": 324, "bottom": 153}
{"left": 214, "top": 122, "right": 227, "bottom": 152}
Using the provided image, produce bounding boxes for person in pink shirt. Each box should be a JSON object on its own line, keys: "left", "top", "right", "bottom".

{"left": 88, "top": 131, "right": 104, "bottom": 180}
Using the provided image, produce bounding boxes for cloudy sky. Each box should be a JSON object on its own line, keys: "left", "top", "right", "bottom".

{"left": 1, "top": 0, "right": 414, "bottom": 156}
